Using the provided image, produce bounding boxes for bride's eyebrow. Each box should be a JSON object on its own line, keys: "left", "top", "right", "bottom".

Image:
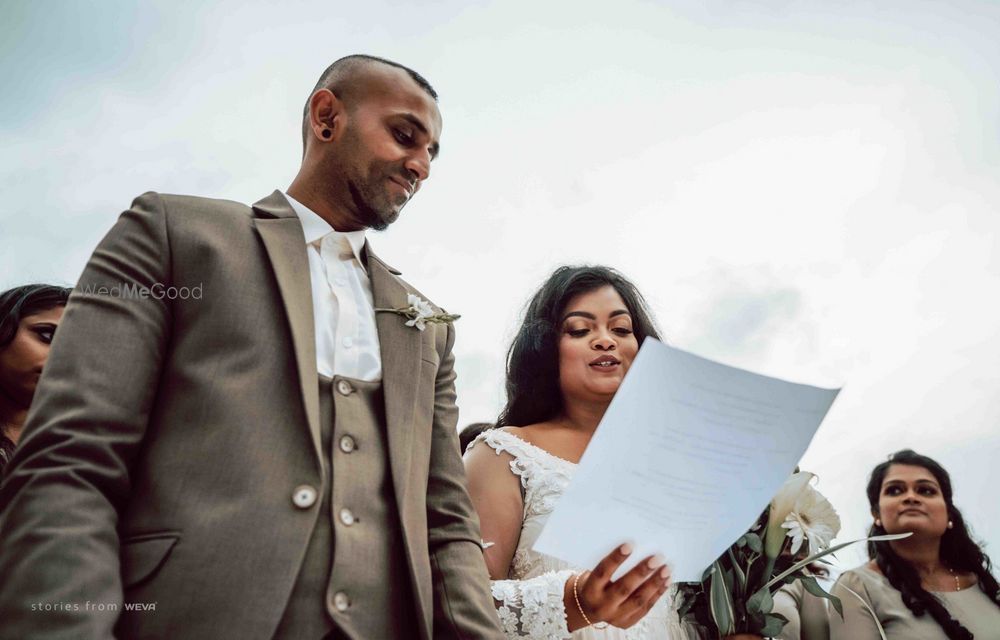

{"left": 562, "top": 311, "right": 596, "bottom": 322}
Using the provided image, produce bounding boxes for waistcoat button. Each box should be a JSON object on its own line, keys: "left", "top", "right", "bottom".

{"left": 333, "top": 591, "right": 349, "bottom": 612}
{"left": 292, "top": 485, "right": 317, "bottom": 509}
{"left": 339, "top": 435, "right": 356, "bottom": 453}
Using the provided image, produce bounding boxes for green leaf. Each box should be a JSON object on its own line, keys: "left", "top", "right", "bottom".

{"left": 736, "top": 535, "right": 748, "bottom": 548}
{"left": 701, "top": 564, "right": 714, "bottom": 582}
{"left": 799, "top": 575, "right": 843, "bottom": 617}
{"left": 760, "top": 612, "right": 788, "bottom": 637}
{"left": 709, "top": 562, "right": 735, "bottom": 635}
{"left": 728, "top": 549, "right": 748, "bottom": 596}
{"left": 746, "top": 587, "right": 774, "bottom": 615}
{"left": 764, "top": 532, "right": 911, "bottom": 590}
{"left": 744, "top": 532, "right": 763, "bottom": 554}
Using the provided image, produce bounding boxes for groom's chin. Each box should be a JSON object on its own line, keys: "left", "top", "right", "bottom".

{"left": 373, "top": 205, "right": 403, "bottom": 231}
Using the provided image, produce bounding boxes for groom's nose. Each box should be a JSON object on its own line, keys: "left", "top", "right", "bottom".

{"left": 404, "top": 147, "right": 432, "bottom": 183}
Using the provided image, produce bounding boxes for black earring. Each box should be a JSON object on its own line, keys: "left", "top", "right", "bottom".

{"left": 321, "top": 128, "right": 332, "bottom": 139}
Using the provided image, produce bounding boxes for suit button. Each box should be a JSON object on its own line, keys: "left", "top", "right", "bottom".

{"left": 336, "top": 380, "right": 353, "bottom": 396}
{"left": 292, "top": 485, "right": 317, "bottom": 509}
{"left": 333, "top": 591, "right": 350, "bottom": 612}
{"left": 339, "top": 508, "right": 356, "bottom": 526}
{"left": 339, "top": 435, "right": 356, "bottom": 453}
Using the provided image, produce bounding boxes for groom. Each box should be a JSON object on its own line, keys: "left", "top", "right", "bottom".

{"left": 0, "top": 55, "right": 502, "bottom": 639}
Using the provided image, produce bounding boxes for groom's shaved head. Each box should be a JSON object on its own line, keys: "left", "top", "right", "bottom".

{"left": 301, "top": 55, "right": 438, "bottom": 148}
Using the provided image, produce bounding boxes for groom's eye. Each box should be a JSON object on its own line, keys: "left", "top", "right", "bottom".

{"left": 393, "top": 128, "right": 414, "bottom": 145}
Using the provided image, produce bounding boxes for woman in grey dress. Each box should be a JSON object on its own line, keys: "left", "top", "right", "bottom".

{"left": 0, "top": 284, "right": 70, "bottom": 474}
{"left": 830, "top": 449, "right": 1000, "bottom": 639}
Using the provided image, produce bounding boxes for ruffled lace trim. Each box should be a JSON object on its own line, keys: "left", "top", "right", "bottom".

{"left": 491, "top": 569, "right": 574, "bottom": 639}
{"left": 468, "top": 429, "right": 576, "bottom": 519}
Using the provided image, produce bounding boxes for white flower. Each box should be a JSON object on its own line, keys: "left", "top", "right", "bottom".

{"left": 765, "top": 471, "right": 814, "bottom": 558}
{"left": 404, "top": 294, "right": 435, "bottom": 331}
{"left": 781, "top": 486, "right": 841, "bottom": 556}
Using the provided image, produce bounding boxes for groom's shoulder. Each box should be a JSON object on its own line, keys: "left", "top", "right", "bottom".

{"left": 134, "top": 191, "right": 254, "bottom": 222}
{"left": 125, "top": 191, "right": 263, "bottom": 240}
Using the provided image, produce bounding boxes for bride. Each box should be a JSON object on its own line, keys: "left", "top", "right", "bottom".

{"left": 464, "top": 266, "right": 688, "bottom": 639}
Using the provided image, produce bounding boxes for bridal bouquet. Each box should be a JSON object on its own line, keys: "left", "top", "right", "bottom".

{"left": 676, "top": 472, "right": 904, "bottom": 638}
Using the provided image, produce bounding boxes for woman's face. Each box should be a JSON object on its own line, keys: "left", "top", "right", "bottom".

{"left": 0, "top": 306, "right": 64, "bottom": 409}
{"left": 876, "top": 463, "right": 950, "bottom": 539}
{"left": 557, "top": 286, "right": 639, "bottom": 404}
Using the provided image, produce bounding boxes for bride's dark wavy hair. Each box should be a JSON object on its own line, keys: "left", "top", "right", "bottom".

{"left": 496, "top": 265, "right": 661, "bottom": 429}
{"left": 866, "top": 449, "right": 1000, "bottom": 639}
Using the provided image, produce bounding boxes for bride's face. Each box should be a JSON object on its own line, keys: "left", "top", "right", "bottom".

{"left": 557, "top": 285, "right": 639, "bottom": 404}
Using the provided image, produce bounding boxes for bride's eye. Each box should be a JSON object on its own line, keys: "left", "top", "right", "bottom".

{"left": 565, "top": 328, "right": 588, "bottom": 338}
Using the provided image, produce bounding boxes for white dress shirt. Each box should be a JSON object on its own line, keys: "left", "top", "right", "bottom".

{"left": 284, "top": 192, "right": 382, "bottom": 381}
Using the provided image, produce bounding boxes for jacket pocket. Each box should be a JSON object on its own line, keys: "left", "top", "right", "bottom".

{"left": 120, "top": 531, "right": 180, "bottom": 588}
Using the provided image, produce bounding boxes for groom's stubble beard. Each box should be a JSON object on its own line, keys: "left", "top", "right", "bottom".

{"left": 339, "top": 127, "right": 411, "bottom": 232}
{"left": 346, "top": 170, "right": 405, "bottom": 232}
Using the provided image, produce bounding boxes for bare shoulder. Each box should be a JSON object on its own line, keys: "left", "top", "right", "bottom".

{"left": 462, "top": 430, "right": 524, "bottom": 497}
{"left": 500, "top": 422, "right": 586, "bottom": 463}
{"left": 499, "top": 423, "right": 553, "bottom": 447}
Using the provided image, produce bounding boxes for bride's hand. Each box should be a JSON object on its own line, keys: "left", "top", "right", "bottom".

{"left": 563, "top": 543, "right": 672, "bottom": 631}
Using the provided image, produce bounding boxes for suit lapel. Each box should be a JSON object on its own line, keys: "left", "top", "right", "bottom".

{"left": 367, "top": 245, "right": 420, "bottom": 508}
{"left": 252, "top": 191, "right": 323, "bottom": 470}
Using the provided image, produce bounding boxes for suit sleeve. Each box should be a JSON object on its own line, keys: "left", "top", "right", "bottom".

{"left": 0, "top": 192, "right": 172, "bottom": 640}
{"left": 424, "top": 323, "right": 505, "bottom": 639}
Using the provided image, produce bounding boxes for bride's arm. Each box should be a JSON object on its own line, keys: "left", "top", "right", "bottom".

{"left": 464, "top": 437, "right": 670, "bottom": 638}
{"left": 464, "top": 438, "right": 524, "bottom": 579}
{"left": 464, "top": 439, "right": 575, "bottom": 638}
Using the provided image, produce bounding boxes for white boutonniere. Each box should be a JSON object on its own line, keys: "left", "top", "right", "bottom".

{"left": 376, "top": 294, "right": 460, "bottom": 331}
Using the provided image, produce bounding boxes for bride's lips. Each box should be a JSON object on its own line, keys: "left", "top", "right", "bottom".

{"left": 589, "top": 355, "right": 621, "bottom": 369}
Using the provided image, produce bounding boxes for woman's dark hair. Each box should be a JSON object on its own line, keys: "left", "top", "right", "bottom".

{"left": 0, "top": 284, "right": 71, "bottom": 348}
{"left": 496, "top": 265, "right": 661, "bottom": 428}
{"left": 866, "top": 449, "right": 1000, "bottom": 639}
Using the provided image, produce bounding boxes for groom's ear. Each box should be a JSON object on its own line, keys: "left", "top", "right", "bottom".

{"left": 308, "top": 88, "right": 344, "bottom": 142}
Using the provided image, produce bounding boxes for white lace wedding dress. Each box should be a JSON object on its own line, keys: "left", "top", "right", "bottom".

{"left": 466, "top": 428, "right": 692, "bottom": 639}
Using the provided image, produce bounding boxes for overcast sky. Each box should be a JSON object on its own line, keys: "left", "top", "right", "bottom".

{"left": 2, "top": 0, "right": 998, "bottom": 570}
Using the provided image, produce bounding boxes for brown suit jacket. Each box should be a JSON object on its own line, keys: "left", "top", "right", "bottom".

{"left": 0, "top": 191, "right": 502, "bottom": 639}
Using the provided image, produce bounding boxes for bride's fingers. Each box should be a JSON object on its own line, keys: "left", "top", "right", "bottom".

{"left": 643, "top": 566, "right": 672, "bottom": 609}
{"left": 605, "top": 553, "right": 666, "bottom": 603}
{"left": 585, "top": 543, "right": 633, "bottom": 590}
{"left": 615, "top": 567, "right": 672, "bottom": 627}
{"left": 622, "top": 565, "right": 671, "bottom": 615}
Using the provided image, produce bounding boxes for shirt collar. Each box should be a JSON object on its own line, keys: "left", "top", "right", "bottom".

{"left": 283, "top": 192, "right": 368, "bottom": 265}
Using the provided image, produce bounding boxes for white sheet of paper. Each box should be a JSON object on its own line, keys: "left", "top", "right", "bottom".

{"left": 533, "top": 339, "right": 840, "bottom": 582}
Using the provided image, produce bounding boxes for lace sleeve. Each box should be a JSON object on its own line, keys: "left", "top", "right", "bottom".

{"left": 490, "top": 569, "right": 575, "bottom": 639}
